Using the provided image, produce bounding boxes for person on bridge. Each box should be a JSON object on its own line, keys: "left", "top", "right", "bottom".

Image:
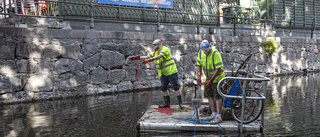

{"left": 128, "top": 39, "right": 184, "bottom": 110}
{"left": 196, "top": 40, "right": 225, "bottom": 123}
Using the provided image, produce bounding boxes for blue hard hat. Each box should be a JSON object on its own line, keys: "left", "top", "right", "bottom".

{"left": 201, "top": 40, "right": 210, "bottom": 50}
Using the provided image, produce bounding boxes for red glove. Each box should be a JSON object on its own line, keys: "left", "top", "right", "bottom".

{"left": 196, "top": 72, "right": 202, "bottom": 84}
{"left": 205, "top": 77, "right": 214, "bottom": 88}
{"left": 128, "top": 55, "right": 140, "bottom": 61}
{"left": 142, "top": 57, "right": 155, "bottom": 64}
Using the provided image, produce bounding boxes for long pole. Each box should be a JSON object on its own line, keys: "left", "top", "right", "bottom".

{"left": 90, "top": 0, "right": 94, "bottom": 29}
{"left": 157, "top": 7, "right": 160, "bottom": 33}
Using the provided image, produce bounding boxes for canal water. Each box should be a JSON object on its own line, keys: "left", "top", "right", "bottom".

{"left": 0, "top": 73, "right": 320, "bottom": 137}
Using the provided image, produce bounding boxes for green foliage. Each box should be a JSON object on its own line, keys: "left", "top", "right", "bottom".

{"left": 261, "top": 39, "right": 277, "bottom": 55}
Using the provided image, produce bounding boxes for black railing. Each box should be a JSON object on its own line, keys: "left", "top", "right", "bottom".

{"left": 1, "top": 0, "right": 320, "bottom": 38}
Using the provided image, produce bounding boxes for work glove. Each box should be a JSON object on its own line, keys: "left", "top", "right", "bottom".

{"left": 205, "top": 77, "right": 214, "bottom": 88}
{"left": 128, "top": 55, "right": 140, "bottom": 61}
{"left": 142, "top": 57, "right": 155, "bottom": 64}
{"left": 196, "top": 72, "right": 202, "bottom": 84}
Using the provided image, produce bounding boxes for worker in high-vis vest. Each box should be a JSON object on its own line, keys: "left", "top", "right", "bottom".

{"left": 197, "top": 40, "right": 225, "bottom": 123}
{"left": 128, "top": 39, "right": 184, "bottom": 110}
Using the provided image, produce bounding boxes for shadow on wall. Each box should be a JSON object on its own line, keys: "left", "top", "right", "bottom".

{"left": 0, "top": 27, "right": 199, "bottom": 105}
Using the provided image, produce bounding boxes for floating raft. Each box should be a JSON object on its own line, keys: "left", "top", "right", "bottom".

{"left": 137, "top": 105, "right": 263, "bottom": 133}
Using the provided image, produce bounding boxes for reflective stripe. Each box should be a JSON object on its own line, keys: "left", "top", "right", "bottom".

{"left": 212, "top": 50, "right": 217, "bottom": 69}
{"left": 215, "top": 62, "right": 223, "bottom": 66}
{"left": 154, "top": 58, "right": 173, "bottom": 65}
{"left": 148, "top": 54, "right": 152, "bottom": 57}
{"left": 204, "top": 69, "right": 225, "bottom": 77}
{"left": 160, "top": 52, "right": 167, "bottom": 56}
{"left": 157, "top": 62, "right": 175, "bottom": 69}
{"left": 153, "top": 51, "right": 155, "bottom": 57}
{"left": 197, "top": 60, "right": 201, "bottom": 64}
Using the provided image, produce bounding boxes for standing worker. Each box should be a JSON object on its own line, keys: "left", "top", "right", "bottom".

{"left": 196, "top": 40, "right": 225, "bottom": 123}
{"left": 128, "top": 39, "right": 184, "bottom": 110}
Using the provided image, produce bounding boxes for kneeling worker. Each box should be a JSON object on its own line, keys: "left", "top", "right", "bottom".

{"left": 128, "top": 39, "right": 184, "bottom": 110}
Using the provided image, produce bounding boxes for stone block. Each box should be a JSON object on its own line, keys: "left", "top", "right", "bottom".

{"left": 117, "top": 81, "right": 133, "bottom": 92}
{"left": 16, "top": 43, "right": 42, "bottom": 59}
{"left": 107, "top": 69, "right": 126, "bottom": 84}
{"left": 83, "top": 53, "right": 101, "bottom": 71}
{"left": 0, "top": 42, "right": 16, "bottom": 60}
{"left": 99, "top": 50, "right": 125, "bottom": 70}
{"left": 54, "top": 59, "right": 83, "bottom": 74}
{"left": 17, "top": 59, "right": 37, "bottom": 73}
{"left": 90, "top": 66, "right": 108, "bottom": 84}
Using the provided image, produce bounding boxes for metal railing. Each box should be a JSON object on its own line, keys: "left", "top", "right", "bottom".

{"left": 217, "top": 71, "right": 270, "bottom": 133}
{"left": 1, "top": 0, "right": 320, "bottom": 38}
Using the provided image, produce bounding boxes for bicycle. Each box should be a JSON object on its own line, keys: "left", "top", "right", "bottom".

{"left": 222, "top": 5, "right": 246, "bottom": 24}
{"left": 221, "top": 53, "right": 264, "bottom": 124}
{"left": 243, "top": 6, "right": 261, "bottom": 25}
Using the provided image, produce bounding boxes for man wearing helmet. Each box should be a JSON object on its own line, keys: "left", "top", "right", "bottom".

{"left": 128, "top": 39, "right": 184, "bottom": 110}
{"left": 197, "top": 40, "right": 225, "bottom": 123}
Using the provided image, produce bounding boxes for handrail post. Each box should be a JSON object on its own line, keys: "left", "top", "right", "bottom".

{"left": 264, "top": 17, "right": 266, "bottom": 29}
{"left": 233, "top": 14, "right": 236, "bottom": 36}
{"left": 311, "top": 21, "right": 314, "bottom": 39}
{"left": 90, "top": 0, "right": 94, "bottom": 29}
{"left": 157, "top": 8, "right": 160, "bottom": 33}
{"left": 8, "top": 0, "right": 14, "bottom": 25}
{"left": 197, "top": 13, "right": 200, "bottom": 34}
{"left": 263, "top": 17, "right": 266, "bottom": 36}
{"left": 240, "top": 79, "right": 247, "bottom": 133}
{"left": 290, "top": 20, "right": 292, "bottom": 38}
{"left": 261, "top": 81, "right": 267, "bottom": 132}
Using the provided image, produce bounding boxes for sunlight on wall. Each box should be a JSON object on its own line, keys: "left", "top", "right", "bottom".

{"left": 135, "top": 26, "right": 142, "bottom": 31}
{"left": 123, "top": 23, "right": 130, "bottom": 29}
{"left": 28, "top": 76, "right": 46, "bottom": 91}
{"left": 178, "top": 38, "right": 186, "bottom": 45}
{"left": 5, "top": 130, "right": 18, "bottom": 137}
{"left": 0, "top": 66, "right": 15, "bottom": 78}
{"left": 173, "top": 54, "right": 182, "bottom": 62}
{"left": 70, "top": 78, "right": 78, "bottom": 87}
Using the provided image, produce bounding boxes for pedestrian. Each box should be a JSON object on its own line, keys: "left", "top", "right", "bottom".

{"left": 196, "top": 40, "right": 225, "bottom": 123}
{"left": 128, "top": 39, "right": 184, "bottom": 110}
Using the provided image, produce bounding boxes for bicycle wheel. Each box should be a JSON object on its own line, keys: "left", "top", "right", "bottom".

{"left": 230, "top": 90, "right": 264, "bottom": 124}
{"left": 221, "top": 53, "right": 253, "bottom": 94}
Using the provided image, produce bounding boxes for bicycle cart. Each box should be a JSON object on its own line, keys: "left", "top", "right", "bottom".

{"left": 217, "top": 53, "right": 270, "bottom": 132}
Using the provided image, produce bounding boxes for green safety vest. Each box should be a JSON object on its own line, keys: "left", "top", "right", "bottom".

{"left": 148, "top": 46, "right": 178, "bottom": 77}
{"left": 197, "top": 48, "right": 225, "bottom": 83}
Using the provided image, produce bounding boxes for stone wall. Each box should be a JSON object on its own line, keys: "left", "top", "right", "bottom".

{"left": 0, "top": 27, "right": 319, "bottom": 104}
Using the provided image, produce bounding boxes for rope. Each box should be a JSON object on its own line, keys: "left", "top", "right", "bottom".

{"left": 173, "top": 84, "right": 225, "bottom": 135}
{"left": 98, "top": 59, "right": 172, "bottom": 114}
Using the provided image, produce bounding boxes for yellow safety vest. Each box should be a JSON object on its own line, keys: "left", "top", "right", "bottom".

{"left": 197, "top": 48, "right": 225, "bottom": 83}
{"left": 148, "top": 46, "right": 178, "bottom": 77}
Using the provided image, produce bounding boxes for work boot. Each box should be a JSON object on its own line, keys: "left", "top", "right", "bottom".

{"left": 177, "top": 95, "right": 184, "bottom": 110}
{"left": 159, "top": 96, "right": 170, "bottom": 108}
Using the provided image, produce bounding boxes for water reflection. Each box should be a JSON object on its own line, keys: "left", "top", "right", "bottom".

{"left": 265, "top": 73, "right": 320, "bottom": 136}
{"left": 1, "top": 73, "right": 320, "bottom": 136}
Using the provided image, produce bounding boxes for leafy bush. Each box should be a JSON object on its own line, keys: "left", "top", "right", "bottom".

{"left": 260, "top": 39, "right": 277, "bottom": 55}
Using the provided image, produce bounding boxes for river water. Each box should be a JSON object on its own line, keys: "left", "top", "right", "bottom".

{"left": 0, "top": 73, "right": 320, "bottom": 137}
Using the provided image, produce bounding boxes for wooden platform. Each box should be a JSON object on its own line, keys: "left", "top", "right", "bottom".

{"left": 137, "top": 105, "right": 263, "bottom": 133}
